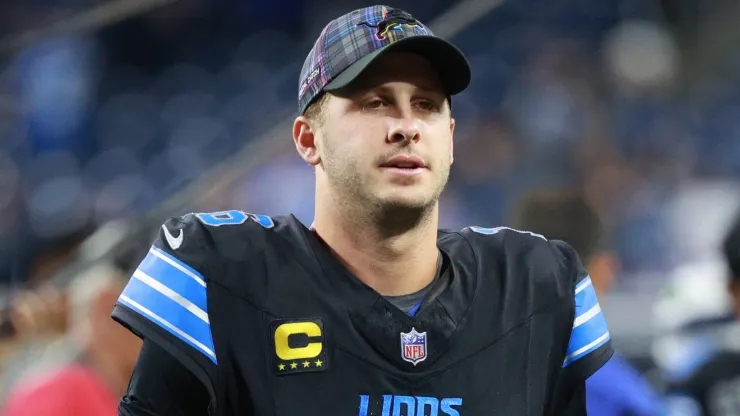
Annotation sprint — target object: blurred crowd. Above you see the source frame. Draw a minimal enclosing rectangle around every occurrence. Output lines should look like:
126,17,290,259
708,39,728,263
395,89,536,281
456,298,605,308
0,0,740,414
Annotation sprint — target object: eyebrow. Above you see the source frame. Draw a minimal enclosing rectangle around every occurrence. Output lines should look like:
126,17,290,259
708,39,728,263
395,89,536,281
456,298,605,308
351,82,445,97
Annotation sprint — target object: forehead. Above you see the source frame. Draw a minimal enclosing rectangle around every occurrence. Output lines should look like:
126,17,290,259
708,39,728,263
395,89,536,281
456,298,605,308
349,52,444,93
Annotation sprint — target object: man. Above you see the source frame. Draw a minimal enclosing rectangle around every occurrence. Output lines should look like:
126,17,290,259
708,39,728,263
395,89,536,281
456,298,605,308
114,5,613,415
664,210,740,415
2,261,143,416
0,227,95,401
512,189,662,416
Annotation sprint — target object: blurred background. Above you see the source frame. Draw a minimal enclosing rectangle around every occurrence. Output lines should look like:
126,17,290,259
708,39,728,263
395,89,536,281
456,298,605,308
0,0,739,414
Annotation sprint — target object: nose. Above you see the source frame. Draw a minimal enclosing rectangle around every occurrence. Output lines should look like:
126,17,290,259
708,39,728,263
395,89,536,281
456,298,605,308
387,116,421,145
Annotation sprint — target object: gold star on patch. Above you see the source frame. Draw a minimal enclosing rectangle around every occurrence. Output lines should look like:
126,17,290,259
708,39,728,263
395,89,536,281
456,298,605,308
303,361,311,368
315,359,323,367
278,363,286,371
290,362,298,369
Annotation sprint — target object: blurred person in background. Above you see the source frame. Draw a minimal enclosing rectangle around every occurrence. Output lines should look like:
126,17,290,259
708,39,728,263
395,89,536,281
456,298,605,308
0,228,93,400
512,188,662,416
1,255,143,416
664,210,740,416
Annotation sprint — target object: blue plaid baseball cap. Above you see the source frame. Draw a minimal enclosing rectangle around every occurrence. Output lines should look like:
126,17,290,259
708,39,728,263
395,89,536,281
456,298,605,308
298,5,471,114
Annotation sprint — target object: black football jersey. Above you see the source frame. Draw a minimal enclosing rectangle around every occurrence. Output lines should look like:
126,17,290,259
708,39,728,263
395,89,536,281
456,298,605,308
665,319,740,416
113,210,613,415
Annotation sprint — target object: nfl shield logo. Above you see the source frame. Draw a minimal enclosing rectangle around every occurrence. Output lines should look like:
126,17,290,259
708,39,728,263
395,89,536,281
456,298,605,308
400,327,427,366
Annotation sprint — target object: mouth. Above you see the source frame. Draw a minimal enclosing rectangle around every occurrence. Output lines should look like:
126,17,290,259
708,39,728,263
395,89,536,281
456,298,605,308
379,155,428,174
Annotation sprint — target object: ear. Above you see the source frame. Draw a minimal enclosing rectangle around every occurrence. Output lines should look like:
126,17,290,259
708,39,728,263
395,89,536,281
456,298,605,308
449,117,456,164
293,116,322,166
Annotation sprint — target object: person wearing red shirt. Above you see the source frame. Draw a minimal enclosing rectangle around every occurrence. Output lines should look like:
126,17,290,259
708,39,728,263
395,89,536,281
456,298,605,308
2,262,143,416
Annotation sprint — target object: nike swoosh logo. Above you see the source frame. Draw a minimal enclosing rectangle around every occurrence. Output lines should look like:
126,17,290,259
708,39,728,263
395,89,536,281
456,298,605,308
161,224,183,250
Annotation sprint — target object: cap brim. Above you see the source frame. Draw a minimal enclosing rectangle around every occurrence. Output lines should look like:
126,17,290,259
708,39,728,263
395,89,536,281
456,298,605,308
323,35,471,97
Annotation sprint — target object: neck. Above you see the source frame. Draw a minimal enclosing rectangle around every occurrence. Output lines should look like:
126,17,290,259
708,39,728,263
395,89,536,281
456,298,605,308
313,192,440,296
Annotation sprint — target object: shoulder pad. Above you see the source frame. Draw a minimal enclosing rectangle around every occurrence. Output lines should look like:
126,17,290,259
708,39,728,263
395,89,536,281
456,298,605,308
114,213,218,366
192,210,274,229
153,212,216,273
460,225,611,371
149,210,277,278
461,225,586,284
142,209,276,280
113,210,277,364
188,210,282,264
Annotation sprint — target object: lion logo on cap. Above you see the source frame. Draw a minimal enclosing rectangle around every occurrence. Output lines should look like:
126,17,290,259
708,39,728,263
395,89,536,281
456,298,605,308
358,8,420,41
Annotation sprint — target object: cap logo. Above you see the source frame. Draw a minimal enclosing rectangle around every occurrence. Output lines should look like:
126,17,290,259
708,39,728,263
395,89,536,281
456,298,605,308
358,8,420,41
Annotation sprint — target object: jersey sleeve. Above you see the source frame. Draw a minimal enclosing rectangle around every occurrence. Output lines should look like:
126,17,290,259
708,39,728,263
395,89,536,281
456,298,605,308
553,240,614,382
550,381,587,416
112,214,218,403
119,339,211,416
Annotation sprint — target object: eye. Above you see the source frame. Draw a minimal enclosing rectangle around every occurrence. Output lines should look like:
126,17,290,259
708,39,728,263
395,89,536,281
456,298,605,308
415,100,440,112
363,98,386,110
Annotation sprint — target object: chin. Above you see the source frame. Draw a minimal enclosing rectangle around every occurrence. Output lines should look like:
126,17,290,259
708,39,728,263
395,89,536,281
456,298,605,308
375,189,438,211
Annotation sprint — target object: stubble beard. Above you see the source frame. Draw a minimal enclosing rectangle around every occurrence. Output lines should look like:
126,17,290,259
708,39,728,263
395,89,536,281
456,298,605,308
322,144,450,237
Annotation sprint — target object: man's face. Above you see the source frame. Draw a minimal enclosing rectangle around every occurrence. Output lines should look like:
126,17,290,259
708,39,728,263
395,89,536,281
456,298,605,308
312,52,455,212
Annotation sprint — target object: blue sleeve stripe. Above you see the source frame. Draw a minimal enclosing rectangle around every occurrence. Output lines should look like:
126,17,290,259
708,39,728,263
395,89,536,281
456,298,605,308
149,246,206,287
570,307,608,350
563,330,610,367
574,303,601,328
563,309,610,367
574,276,592,296
131,270,209,322
137,249,208,312
119,276,217,364
564,276,610,367
574,283,599,322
